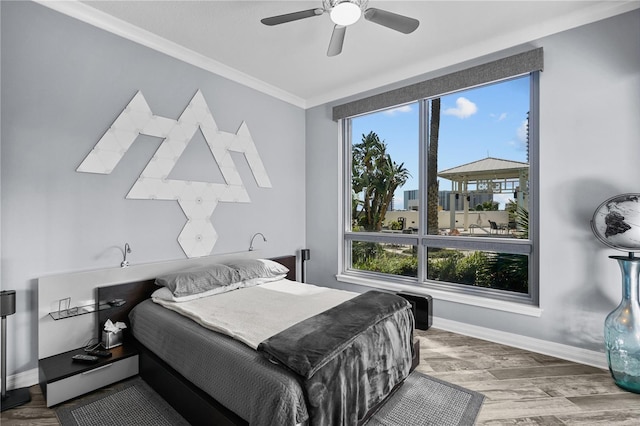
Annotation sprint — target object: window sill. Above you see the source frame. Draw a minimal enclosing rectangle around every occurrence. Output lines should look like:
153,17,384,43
336,273,543,317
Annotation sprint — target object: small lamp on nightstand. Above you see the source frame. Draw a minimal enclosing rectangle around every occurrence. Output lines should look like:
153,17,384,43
1,290,31,411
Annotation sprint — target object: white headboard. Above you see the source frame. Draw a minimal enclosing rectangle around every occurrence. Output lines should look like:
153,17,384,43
38,249,289,359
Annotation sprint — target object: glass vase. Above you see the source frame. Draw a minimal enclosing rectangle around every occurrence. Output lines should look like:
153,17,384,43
604,256,640,393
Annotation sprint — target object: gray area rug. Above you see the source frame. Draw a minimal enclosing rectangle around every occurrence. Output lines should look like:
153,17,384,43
55,376,189,426
56,372,482,426
366,371,485,426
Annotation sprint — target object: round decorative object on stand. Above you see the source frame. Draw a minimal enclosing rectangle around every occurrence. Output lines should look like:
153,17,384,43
591,193,640,394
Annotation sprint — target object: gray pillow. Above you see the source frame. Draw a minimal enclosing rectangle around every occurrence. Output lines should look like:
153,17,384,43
224,258,289,281
155,264,241,297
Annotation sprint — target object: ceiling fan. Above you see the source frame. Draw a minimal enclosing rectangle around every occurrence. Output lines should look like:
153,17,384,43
260,0,419,57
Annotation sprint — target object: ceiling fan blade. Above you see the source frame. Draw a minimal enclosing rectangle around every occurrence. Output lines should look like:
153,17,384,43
364,8,420,34
261,8,324,26
327,25,347,57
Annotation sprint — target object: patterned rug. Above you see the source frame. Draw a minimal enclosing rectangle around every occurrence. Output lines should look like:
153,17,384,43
366,371,485,426
56,372,483,426
55,377,189,426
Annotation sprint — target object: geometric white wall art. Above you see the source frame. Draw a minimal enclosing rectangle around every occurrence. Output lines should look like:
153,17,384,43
77,90,272,258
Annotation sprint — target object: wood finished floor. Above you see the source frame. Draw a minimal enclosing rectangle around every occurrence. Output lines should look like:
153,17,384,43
2,327,639,425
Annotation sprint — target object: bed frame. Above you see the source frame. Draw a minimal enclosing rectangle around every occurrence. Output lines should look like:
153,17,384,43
97,254,418,426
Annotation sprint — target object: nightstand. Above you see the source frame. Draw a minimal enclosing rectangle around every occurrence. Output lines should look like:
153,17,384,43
38,343,138,407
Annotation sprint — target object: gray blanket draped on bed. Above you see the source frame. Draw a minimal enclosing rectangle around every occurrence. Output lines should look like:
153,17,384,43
257,290,415,426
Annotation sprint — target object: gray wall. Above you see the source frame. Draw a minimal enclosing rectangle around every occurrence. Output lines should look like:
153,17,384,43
306,10,640,353
1,1,305,377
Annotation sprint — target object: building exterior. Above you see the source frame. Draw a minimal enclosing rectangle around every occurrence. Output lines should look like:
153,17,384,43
404,189,493,211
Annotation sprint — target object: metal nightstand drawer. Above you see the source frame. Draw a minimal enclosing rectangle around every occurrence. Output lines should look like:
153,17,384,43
45,355,138,407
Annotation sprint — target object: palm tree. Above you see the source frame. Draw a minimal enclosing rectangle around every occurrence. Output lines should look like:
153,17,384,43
427,98,441,235
374,156,410,230
352,131,411,231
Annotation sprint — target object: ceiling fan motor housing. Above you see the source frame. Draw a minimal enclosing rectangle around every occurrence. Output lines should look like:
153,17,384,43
325,0,369,26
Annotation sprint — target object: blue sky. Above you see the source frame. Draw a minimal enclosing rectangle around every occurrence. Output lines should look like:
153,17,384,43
351,75,530,210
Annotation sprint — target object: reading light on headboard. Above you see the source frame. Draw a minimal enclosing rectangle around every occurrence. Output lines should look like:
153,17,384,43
249,233,267,251
121,243,132,268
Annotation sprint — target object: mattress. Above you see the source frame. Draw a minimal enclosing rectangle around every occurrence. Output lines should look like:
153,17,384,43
129,299,308,425
151,279,357,349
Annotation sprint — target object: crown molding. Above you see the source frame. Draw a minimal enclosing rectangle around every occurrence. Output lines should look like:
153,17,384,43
34,0,307,109
34,1,639,111
305,0,640,108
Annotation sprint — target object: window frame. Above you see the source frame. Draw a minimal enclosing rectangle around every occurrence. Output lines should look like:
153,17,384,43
339,72,540,308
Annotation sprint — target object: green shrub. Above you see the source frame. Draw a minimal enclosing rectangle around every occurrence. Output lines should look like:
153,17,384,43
352,243,527,293
455,251,489,285
352,241,417,277
388,221,403,230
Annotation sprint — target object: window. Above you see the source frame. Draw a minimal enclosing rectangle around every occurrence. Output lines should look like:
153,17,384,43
342,73,538,306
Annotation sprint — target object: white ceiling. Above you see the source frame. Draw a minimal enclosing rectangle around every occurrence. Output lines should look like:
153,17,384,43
44,1,639,108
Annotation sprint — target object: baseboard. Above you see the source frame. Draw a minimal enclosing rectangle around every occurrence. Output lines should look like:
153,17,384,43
7,368,39,390
432,317,608,370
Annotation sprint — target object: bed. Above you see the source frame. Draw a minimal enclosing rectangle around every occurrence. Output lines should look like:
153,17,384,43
98,255,417,426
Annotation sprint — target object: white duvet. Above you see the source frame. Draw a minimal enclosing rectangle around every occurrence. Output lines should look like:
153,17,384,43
152,279,357,349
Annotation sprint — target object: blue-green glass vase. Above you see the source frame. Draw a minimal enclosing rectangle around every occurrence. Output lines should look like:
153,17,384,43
604,256,640,393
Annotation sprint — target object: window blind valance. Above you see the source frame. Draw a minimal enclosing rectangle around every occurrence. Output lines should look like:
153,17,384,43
332,47,543,121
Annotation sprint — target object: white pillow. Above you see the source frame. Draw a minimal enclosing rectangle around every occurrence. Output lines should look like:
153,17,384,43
155,263,241,298
241,274,288,288
224,258,289,281
152,281,243,302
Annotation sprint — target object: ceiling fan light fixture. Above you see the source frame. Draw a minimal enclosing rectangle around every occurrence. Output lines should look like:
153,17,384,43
330,2,362,26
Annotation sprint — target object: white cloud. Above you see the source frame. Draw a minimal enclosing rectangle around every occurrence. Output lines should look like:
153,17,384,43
516,119,528,143
383,105,413,115
507,119,529,151
443,97,477,119
490,112,508,121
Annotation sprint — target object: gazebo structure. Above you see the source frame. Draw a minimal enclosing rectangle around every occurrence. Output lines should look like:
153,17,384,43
438,157,529,232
